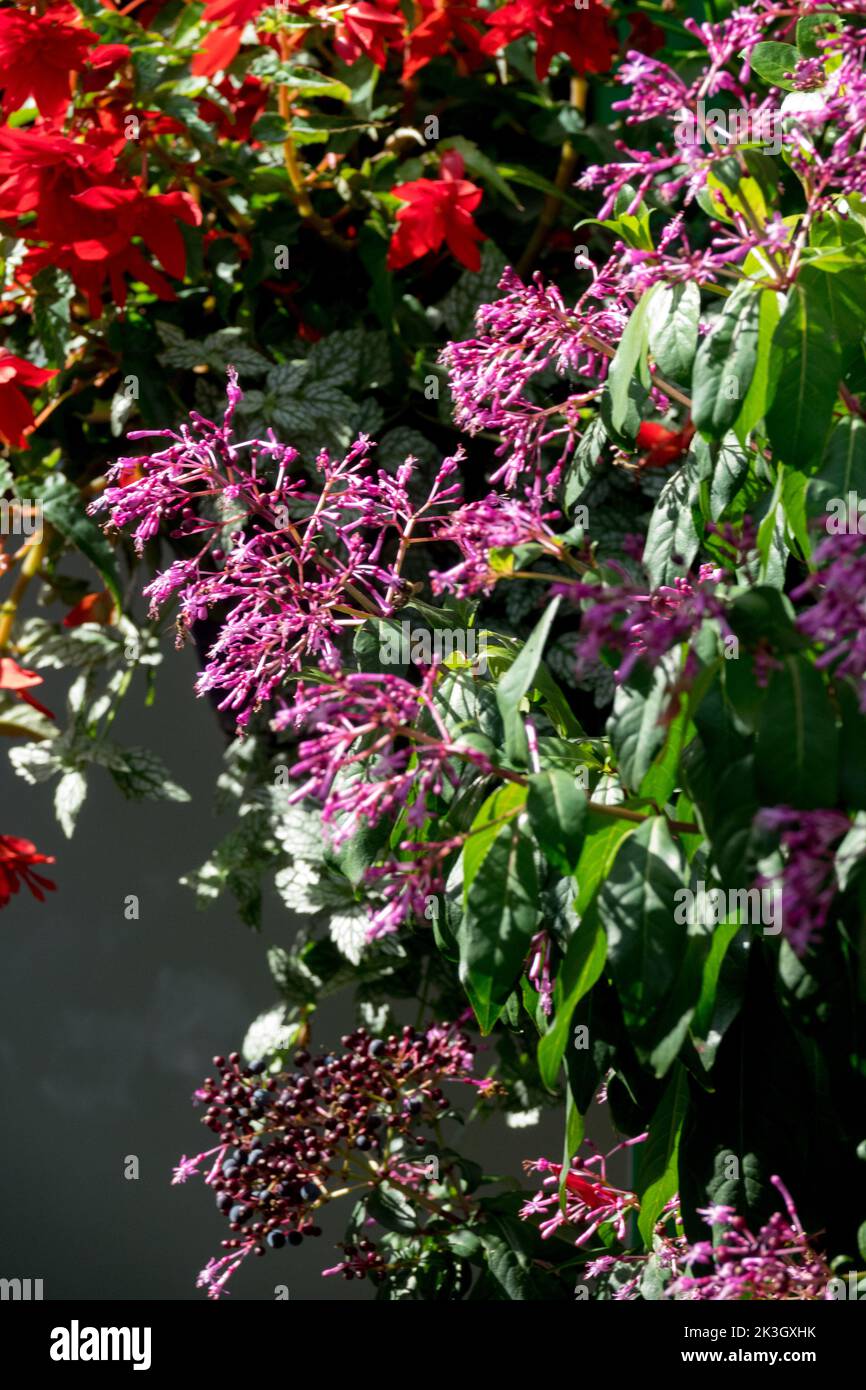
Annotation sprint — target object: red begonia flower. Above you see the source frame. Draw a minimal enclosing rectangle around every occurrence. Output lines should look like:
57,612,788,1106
45,183,205,313
334,1,405,69
0,3,98,122
0,127,118,243
481,0,617,80
0,354,58,451
387,159,484,271
402,0,484,82
191,0,266,76
0,656,55,719
0,836,56,910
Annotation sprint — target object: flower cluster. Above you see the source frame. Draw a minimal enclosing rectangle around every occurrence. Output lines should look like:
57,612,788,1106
668,1179,832,1301
557,561,728,685
794,532,866,706
175,1023,476,1297
522,1144,832,1301
755,806,850,957
521,1138,646,1247
277,667,506,936
580,0,866,275
192,0,617,85
440,267,629,491
430,491,566,598
0,107,201,320
93,374,461,725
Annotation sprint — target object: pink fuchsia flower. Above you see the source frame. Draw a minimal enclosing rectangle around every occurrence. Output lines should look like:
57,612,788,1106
279,667,502,843
277,666,510,938
526,930,554,1016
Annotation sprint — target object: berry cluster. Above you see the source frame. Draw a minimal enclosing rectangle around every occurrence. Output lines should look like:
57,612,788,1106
175,1024,475,1298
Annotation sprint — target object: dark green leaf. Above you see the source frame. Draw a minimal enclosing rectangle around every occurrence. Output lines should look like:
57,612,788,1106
526,769,587,877
636,1063,689,1245
692,286,760,439
755,654,838,808
765,283,841,470
40,474,122,608
459,818,540,1033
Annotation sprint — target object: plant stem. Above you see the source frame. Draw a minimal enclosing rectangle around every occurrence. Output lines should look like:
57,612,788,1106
0,533,47,652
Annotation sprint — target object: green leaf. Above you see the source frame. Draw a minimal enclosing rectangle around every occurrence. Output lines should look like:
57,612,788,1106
248,57,351,101
692,920,747,1069
643,461,701,586
441,137,522,208
727,585,801,652
495,163,585,213
610,662,675,793
801,265,866,376
735,289,782,444
647,281,700,386
525,769,587,877
692,286,760,439
704,159,768,227
574,812,639,913
598,817,689,1036
755,654,839,808
640,696,693,807
495,596,561,763
459,818,540,1033
636,1063,689,1246
365,1183,417,1234
55,768,87,838
40,474,123,608
765,283,841,471
108,745,190,803
537,909,606,1090
604,286,657,437
462,782,527,897
747,41,800,91
807,417,866,524
560,1087,585,1206
796,9,842,59
480,1212,566,1300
